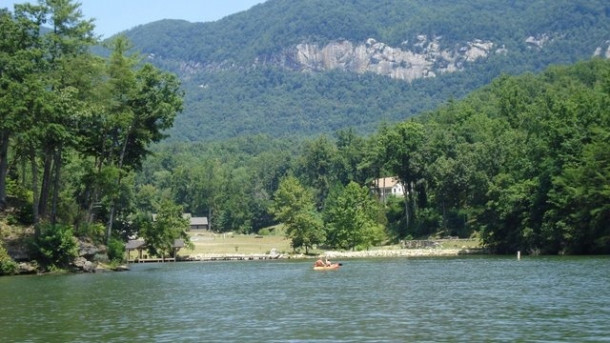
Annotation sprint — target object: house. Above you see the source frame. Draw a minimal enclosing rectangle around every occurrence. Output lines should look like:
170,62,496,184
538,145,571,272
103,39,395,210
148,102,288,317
152,213,209,230
371,176,405,201
188,216,209,230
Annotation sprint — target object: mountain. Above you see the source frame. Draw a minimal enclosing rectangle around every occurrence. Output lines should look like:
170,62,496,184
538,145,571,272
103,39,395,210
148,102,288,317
118,0,610,142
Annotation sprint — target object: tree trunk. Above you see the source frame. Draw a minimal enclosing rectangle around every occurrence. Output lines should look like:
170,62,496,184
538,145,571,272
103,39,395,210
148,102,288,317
0,132,9,211
404,182,411,229
50,144,63,225
106,125,132,244
38,148,53,220
30,148,40,236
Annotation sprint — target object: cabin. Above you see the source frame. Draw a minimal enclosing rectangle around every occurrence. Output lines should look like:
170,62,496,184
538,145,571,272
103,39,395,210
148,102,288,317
152,213,209,231
371,176,405,201
126,238,185,262
184,214,209,230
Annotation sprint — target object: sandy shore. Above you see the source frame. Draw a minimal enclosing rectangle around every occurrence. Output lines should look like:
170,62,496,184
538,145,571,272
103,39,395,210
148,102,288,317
321,248,483,258
183,247,485,261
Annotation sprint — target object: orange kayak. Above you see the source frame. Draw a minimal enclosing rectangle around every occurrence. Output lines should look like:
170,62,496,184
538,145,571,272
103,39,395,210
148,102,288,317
313,263,341,271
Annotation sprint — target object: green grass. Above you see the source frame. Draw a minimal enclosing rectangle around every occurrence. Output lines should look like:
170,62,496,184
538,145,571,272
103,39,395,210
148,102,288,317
186,231,293,255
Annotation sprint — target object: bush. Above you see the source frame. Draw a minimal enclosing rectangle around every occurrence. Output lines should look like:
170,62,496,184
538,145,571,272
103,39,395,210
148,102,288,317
32,224,78,269
0,242,19,275
107,237,125,263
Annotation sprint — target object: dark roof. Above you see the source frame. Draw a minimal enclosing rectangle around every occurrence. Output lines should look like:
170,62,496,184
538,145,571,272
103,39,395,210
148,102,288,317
126,239,146,250
190,217,208,226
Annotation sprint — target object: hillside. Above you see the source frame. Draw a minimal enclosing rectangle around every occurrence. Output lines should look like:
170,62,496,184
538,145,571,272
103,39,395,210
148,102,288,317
118,0,610,141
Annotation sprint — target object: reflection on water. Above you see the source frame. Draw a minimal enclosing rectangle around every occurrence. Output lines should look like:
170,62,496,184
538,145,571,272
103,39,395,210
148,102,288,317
1,256,609,342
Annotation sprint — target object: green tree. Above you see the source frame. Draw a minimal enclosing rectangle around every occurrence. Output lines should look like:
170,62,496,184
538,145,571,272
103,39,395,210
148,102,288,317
139,200,190,258
33,0,97,225
269,175,324,254
324,181,385,250
295,135,338,208
382,121,426,230
77,35,183,243
0,6,45,211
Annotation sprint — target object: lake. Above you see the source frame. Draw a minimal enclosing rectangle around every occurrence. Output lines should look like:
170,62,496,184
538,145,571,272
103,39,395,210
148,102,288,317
1,256,609,342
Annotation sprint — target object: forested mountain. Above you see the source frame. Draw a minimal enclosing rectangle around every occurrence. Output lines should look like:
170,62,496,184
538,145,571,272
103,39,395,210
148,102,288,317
117,0,610,141
2,1,610,276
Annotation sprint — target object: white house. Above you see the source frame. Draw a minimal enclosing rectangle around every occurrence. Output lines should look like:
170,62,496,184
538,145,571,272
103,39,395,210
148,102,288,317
371,176,405,201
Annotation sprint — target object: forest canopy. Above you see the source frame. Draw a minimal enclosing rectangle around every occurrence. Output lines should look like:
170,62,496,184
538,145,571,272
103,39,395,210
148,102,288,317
137,59,610,255
1,1,609,276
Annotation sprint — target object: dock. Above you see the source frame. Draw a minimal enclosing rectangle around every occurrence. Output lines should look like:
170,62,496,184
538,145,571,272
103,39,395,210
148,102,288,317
185,254,282,262
128,257,176,263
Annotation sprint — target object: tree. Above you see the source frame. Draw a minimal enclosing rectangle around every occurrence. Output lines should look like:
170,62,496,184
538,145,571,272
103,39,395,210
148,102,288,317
269,176,324,254
295,135,338,208
324,181,385,250
34,0,97,224
0,6,45,211
78,35,183,243
382,121,426,230
139,200,190,258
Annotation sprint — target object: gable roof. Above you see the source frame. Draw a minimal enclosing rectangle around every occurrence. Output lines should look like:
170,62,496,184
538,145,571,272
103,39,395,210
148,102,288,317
190,217,208,226
152,213,208,226
372,176,401,189
126,239,146,250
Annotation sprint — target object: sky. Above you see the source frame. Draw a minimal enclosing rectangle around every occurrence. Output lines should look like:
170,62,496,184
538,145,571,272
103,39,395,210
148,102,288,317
2,0,267,38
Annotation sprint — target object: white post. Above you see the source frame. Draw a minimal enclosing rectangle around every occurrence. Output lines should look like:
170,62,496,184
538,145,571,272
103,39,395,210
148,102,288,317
517,251,521,260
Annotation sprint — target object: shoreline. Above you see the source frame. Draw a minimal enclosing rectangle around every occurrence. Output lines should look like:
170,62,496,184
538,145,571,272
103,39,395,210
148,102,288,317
178,247,486,262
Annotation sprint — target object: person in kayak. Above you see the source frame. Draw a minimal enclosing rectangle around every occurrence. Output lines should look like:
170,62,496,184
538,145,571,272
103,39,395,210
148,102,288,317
314,257,332,267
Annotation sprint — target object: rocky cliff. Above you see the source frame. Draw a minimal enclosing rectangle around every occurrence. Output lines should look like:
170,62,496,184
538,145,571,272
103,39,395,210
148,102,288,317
288,35,610,82
175,34,610,83
292,36,496,81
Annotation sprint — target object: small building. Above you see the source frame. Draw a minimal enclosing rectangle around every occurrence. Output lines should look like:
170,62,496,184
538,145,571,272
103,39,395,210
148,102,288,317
187,216,209,230
371,176,405,201
126,239,185,262
153,213,209,231
126,239,146,261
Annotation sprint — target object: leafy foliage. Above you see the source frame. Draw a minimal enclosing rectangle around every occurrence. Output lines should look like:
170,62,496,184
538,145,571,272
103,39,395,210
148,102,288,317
31,224,78,269
323,182,386,250
107,237,125,263
269,176,324,253
139,200,190,258
0,241,18,275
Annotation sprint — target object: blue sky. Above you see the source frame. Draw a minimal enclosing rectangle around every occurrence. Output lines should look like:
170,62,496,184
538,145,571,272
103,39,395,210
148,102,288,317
2,0,267,38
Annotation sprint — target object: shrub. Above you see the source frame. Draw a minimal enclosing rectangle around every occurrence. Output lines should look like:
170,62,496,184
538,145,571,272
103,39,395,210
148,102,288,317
107,237,125,263
0,242,18,275
32,224,78,269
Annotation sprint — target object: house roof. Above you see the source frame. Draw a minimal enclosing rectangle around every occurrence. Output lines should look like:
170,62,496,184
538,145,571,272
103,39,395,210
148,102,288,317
126,239,145,250
372,176,401,189
152,213,208,226
190,217,208,226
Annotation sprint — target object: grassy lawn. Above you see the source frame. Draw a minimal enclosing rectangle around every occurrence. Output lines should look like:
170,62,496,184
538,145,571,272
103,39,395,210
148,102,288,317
180,231,482,257
184,230,294,256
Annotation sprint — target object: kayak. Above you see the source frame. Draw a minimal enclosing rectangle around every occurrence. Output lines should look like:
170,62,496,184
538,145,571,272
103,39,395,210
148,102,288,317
313,263,341,271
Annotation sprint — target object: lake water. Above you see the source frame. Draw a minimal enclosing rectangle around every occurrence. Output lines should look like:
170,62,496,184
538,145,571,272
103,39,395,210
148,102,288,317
1,256,609,342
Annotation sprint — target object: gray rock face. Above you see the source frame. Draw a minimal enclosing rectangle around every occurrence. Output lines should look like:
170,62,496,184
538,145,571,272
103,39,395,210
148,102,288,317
293,36,496,81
